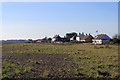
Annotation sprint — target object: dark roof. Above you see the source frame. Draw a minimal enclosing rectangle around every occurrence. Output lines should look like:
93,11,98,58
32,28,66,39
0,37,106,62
42,37,47,40
66,32,77,36
53,35,61,38
66,32,77,34
80,34,93,40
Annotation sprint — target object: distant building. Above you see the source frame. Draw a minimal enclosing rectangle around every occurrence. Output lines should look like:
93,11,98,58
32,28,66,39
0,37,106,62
42,37,48,42
52,35,62,42
70,36,76,41
36,39,43,43
61,37,70,42
65,32,77,41
36,37,48,43
76,33,84,41
92,34,111,44
66,32,77,39
76,33,93,43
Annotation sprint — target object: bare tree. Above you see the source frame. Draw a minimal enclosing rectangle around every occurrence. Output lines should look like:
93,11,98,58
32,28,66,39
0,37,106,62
112,34,118,39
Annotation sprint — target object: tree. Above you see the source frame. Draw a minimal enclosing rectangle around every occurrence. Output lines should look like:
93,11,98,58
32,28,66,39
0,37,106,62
48,38,52,43
112,34,118,39
112,34,120,44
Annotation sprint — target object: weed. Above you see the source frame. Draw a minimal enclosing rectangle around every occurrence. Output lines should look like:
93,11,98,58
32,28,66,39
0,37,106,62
43,70,49,77
15,69,20,74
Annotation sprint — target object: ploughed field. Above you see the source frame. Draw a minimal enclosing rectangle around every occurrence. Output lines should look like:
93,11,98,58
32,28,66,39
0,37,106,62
2,42,119,79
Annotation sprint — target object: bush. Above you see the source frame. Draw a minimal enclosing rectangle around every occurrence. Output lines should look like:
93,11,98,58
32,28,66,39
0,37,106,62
105,38,119,44
105,40,110,44
112,38,118,44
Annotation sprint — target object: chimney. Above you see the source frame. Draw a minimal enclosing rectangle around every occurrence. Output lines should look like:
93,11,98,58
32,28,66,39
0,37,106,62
82,32,84,35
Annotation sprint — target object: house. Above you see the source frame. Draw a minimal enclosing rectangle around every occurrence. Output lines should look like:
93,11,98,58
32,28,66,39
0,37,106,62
36,37,48,43
52,35,62,42
61,37,70,42
84,34,94,42
76,33,93,43
42,37,48,42
36,39,42,43
92,34,111,44
65,32,77,40
76,33,84,41
70,36,76,41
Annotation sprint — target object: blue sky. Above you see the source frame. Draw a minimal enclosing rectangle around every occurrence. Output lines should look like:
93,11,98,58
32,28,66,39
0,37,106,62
2,2,118,40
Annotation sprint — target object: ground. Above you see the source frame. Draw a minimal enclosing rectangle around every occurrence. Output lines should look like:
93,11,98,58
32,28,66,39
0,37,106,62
2,42,119,79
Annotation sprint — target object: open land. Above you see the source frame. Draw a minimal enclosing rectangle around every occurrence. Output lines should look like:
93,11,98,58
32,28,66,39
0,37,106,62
2,42,119,79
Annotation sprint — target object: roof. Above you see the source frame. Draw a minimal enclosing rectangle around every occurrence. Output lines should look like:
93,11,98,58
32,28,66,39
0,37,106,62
96,34,105,39
93,34,111,40
71,36,76,39
66,32,77,34
81,35,90,40
53,35,61,38
66,32,77,36
76,35,81,37
42,37,47,40
77,34,93,40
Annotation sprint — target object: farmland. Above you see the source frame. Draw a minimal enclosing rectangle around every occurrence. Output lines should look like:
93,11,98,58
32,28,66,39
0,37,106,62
2,42,119,79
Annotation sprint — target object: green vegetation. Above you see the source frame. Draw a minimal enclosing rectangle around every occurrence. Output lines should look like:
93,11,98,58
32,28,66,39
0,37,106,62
2,59,33,78
2,42,119,78
105,38,120,44
43,70,49,77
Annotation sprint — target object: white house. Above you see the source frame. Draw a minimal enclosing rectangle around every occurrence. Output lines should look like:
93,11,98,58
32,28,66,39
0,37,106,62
92,39,102,44
92,34,111,44
76,33,93,42
52,35,62,42
76,35,81,41
76,33,83,41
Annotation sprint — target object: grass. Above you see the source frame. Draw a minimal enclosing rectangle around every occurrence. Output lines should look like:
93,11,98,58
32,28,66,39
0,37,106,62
2,42,119,78
43,70,49,77
2,59,33,78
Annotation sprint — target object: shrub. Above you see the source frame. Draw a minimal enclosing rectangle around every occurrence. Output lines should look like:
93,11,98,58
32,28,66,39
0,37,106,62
107,38,119,44
105,40,110,44
112,38,118,44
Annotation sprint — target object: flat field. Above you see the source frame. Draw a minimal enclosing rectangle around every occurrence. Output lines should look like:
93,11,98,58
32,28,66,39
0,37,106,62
2,42,119,79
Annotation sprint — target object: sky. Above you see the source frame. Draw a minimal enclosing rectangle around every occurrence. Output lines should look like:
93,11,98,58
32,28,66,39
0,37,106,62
2,2,118,40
